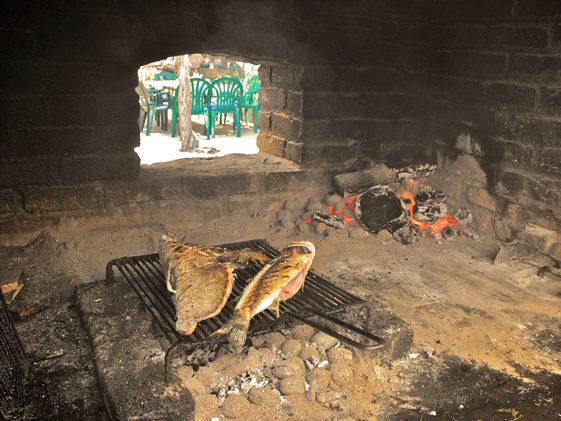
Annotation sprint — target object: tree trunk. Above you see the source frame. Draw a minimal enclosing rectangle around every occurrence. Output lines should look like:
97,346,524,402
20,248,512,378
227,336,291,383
177,55,198,152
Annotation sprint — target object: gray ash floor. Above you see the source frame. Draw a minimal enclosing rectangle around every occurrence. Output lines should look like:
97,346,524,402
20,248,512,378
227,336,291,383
2,231,561,419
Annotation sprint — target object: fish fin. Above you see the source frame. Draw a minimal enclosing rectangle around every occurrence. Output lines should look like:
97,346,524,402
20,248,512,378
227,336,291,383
166,267,176,294
268,298,280,319
211,317,250,353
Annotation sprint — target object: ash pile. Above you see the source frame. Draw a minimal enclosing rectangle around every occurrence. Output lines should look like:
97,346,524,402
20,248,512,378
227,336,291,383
172,325,363,419
278,163,477,244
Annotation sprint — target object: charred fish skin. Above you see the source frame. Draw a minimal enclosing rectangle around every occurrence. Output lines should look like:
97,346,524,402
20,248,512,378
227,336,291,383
158,235,271,335
212,241,316,353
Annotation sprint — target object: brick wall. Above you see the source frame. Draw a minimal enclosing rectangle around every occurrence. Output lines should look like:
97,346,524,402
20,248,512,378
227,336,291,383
424,0,561,257
1,0,560,258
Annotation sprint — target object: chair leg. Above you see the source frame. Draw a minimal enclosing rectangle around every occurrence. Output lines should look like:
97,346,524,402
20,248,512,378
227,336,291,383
252,107,258,133
171,109,177,137
234,110,241,137
146,109,153,136
139,112,147,130
207,111,216,139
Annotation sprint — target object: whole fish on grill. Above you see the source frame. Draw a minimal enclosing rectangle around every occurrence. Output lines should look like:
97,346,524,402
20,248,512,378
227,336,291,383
159,235,269,335
211,240,316,352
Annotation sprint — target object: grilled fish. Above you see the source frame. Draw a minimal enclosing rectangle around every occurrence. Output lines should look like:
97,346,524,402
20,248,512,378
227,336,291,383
211,240,316,352
159,235,269,335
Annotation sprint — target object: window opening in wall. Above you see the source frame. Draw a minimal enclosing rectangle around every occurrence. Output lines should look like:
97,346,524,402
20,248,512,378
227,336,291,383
135,54,261,165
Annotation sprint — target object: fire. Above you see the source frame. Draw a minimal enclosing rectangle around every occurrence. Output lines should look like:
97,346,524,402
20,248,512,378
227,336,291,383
400,190,459,235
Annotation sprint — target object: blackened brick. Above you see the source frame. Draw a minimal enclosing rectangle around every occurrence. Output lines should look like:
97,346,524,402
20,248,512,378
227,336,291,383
500,140,535,167
454,52,507,77
539,88,561,115
429,76,481,102
302,119,332,139
286,92,303,115
0,98,51,129
500,171,526,194
303,141,359,162
511,54,561,81
303,93,336,120
0,190,19,215
482,82,537,107
0,29,34,58
24,185,105,213
301,66,338,92
537,147,561,174
0,157,60,187
59,152,139,184
491,26,549,48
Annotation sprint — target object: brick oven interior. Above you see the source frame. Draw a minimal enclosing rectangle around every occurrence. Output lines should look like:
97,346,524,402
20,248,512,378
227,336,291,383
1,1,561,419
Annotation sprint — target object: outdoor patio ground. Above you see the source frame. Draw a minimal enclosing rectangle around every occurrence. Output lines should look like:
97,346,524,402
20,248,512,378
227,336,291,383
135,118,259,165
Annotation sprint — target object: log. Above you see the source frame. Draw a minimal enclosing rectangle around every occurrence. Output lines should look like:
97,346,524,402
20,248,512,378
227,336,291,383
334,164,396,193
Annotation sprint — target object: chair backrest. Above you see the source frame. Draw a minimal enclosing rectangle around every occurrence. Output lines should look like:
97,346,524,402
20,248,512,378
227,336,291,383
241,79,261,106
153,71,177,81
210,77,243,112
190,78,212,114
135,82,151,111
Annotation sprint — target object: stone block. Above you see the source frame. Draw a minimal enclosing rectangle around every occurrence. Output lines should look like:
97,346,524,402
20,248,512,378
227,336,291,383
258,65,272,86
257,111,272,133
303,141,359,162
271,113,302,140
265,171,309,193
59,152,140,184
4,127,93,154
24,185,105,213
256,134,285,157
260,88,286,111
284,141,303,163
286,91,303,115
186,173,259,197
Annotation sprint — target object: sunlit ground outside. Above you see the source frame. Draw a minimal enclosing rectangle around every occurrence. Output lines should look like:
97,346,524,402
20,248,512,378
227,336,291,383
135,116,258,165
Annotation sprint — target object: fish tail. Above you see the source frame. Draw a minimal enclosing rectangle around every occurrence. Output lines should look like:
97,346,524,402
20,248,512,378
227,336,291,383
211,317,250,353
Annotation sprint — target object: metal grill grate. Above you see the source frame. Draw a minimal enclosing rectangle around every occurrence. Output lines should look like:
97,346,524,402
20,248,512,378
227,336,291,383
0,293,27,417
106,239,365,349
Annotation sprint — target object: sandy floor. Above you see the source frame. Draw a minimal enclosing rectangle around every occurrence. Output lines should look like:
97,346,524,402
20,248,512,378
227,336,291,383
135,117,259,165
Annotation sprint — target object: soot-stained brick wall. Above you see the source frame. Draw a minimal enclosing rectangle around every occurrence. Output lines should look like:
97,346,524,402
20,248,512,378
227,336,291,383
424,0,561,258
1,0,561,259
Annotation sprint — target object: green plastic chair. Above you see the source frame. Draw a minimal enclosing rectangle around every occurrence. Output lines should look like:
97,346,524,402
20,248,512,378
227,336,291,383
135,82,169,135
153,71,177,80
170,78,212,139
241,79,261,133
209,77,243,137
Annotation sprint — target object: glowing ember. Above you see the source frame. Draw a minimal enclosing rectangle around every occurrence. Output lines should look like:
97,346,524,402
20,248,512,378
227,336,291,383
400,190,459,235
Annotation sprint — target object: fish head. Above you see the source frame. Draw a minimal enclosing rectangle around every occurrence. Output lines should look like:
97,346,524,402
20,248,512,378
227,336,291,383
281,240,316,258
176,320,197,336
